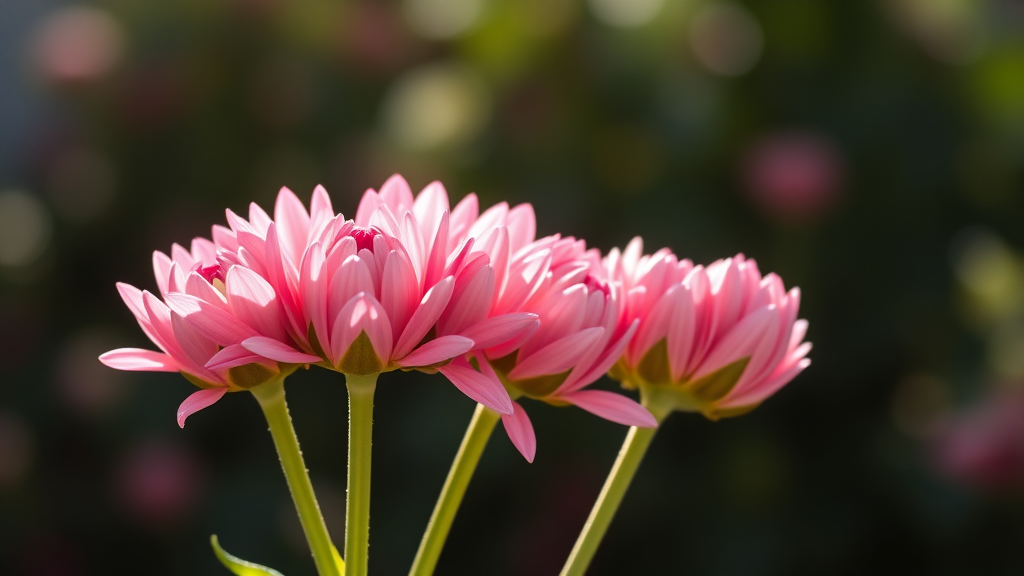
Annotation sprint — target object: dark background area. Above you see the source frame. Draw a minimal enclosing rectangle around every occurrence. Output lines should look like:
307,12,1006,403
3,0,1024,574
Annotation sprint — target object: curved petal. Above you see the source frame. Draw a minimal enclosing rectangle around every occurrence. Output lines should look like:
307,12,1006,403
241,336,321,365
507,327,604,381
177,387,228,428
398,335,474,367
393,277,455,359
165,293,259,347
558,389,658,428
460,313,538,351
206,343,264,371
275,186,312,267
501,401,537,463
99,348,178,372
225,266,287,341
438,358,514,415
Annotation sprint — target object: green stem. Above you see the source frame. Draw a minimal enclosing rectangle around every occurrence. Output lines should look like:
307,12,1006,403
409,403,502,576
559,388,675,576
344,373,378,576
251,378,341,576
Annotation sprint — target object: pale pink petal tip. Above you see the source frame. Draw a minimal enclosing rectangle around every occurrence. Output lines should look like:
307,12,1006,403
559,390,658,428
99,348,178,372
205,344,263,371
398,335,474,367
241,337,322,365
501,401,537,463
177,388,228,428
438,358,514,415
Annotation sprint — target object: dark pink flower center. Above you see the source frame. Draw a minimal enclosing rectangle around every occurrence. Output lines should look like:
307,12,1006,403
348,226,382,253
195,263,224,284
583,273,611,296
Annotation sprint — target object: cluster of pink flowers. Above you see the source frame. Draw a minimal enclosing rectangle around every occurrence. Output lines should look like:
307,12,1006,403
101,176,810,460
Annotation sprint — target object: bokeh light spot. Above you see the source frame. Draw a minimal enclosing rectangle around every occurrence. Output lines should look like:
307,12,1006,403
381,63,491,152
588,0,664,28
690,2,763,77
31,7,123,83
0,190,53,267
403,0,485,40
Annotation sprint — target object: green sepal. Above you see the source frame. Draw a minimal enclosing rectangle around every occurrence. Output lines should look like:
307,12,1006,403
340,331,385,375
636,339,672,385
516,370,571,398
182,371,219,390
307,323,328,360
228,362,279,390
688,357,749,403
210,535,285,576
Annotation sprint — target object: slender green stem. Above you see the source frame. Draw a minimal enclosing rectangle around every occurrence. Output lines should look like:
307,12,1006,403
559,389,676,576
409,403,502,576
344,373,378,576
251,378,341,576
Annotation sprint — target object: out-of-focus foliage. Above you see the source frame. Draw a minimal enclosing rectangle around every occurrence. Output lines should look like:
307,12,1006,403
2,0,1024,574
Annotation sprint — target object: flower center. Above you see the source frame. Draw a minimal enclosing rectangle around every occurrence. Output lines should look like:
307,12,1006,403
583,273,611,297
348,226,382,253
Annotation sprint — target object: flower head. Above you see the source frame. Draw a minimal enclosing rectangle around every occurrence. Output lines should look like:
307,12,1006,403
467,233,656,461
607,238,811,419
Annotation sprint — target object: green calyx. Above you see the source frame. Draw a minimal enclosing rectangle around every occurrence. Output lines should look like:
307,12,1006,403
339,331,384,375
615,339,759,420
485,352,569,400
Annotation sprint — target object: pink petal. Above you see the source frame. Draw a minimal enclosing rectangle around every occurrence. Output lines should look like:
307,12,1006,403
692,306,776,382
423,211,450,289
448,193,479,248
380,250,418,338
485,318,539,359
379,174,414,214
720,358,810,409
393,277,455,359
354,189,383,227
206,343,264,370
438,357,514,414
460,313,539,351
225,266,288,341
170,312,221,376
468,201,509,240
177,387,228,428
505,203,536,254
274,186,311,267
241,337,321,364
507,327,605,381
248,202,273,234
413,181,449,245
310,184,334,228
153,251,172,295
558,390,658,428
99,348,178,372
164,293,259,346
398,335,474,367
438,265,494,335
330,293,393,365
501,401,537,463
563,319,639,393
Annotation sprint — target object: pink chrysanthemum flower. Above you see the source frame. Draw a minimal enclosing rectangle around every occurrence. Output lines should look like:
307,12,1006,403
606,238,812,420
102,179,540,425
99,244,320,427
465,233,656,461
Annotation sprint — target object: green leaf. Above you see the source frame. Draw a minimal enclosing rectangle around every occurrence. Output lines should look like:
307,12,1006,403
210,535,285,576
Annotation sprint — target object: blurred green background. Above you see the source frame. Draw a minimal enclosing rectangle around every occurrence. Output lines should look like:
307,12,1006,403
3,0,1024,574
